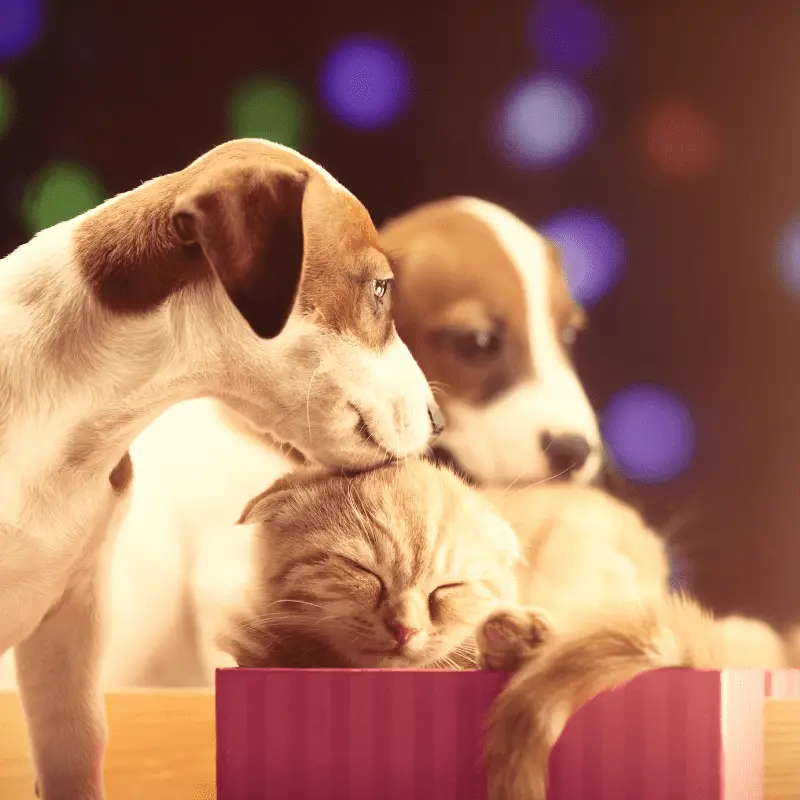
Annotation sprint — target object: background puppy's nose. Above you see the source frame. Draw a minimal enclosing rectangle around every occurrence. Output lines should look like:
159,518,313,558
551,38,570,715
428,402,446,437
541,432,592,474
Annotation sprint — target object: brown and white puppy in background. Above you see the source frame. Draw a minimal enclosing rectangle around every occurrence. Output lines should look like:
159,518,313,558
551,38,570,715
382,197,602,486
477,593,792,800
0,138,439,799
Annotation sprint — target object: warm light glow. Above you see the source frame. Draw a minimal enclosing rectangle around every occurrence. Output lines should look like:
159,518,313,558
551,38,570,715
642,100,720,178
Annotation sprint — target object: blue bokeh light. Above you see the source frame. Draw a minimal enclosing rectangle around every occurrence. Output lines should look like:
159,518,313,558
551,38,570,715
776,218,800,296
0,0,45,62
601,385,696,484
540,210,625,307
529,0,611,73
493,74,595,170
319,36,413,130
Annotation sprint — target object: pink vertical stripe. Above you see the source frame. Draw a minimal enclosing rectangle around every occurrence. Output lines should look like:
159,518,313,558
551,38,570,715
216,667,767,799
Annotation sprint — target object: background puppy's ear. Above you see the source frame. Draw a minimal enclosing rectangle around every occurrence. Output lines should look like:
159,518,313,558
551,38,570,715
171,162,308,339
237,464,334,524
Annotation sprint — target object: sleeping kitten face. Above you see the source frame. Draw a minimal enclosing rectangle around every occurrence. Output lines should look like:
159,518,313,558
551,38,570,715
222,459,520,669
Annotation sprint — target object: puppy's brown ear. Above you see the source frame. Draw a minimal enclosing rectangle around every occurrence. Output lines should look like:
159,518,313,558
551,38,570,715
237,464,333,524
172,162,308,340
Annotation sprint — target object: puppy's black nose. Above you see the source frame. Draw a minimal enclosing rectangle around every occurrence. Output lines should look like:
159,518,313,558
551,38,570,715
428,403,446,438
541,432,591,475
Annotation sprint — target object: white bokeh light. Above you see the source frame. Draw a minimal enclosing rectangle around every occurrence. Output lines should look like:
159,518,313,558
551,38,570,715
493,74,595,170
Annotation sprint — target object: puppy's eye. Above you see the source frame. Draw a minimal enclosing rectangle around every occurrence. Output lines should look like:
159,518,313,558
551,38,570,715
373,279,391,301
445,329,502,363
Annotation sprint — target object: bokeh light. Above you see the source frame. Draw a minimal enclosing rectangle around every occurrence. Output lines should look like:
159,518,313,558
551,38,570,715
229,77,309,151
0,74,14,140
601,384,696,484
529,0,611,73
320,36,413,130
539,210,625,307
0,0,45,62
22,162,106,234
493,74,595,170
642,100,720,179
776,218,800,296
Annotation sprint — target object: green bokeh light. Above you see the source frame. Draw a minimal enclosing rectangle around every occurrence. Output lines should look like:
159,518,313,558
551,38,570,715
22,162,106,234
229,77,309,150
0,75,15,140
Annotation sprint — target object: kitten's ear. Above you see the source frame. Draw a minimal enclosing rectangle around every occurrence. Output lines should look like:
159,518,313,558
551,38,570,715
236,465,335,524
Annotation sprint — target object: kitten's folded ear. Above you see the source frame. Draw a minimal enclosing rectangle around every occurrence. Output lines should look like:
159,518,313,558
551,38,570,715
237,465,335,524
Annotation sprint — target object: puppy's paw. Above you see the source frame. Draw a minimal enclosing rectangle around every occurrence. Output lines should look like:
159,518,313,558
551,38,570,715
476,607,550,671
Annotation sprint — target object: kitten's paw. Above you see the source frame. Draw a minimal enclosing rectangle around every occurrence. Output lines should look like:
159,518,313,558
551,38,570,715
476,607,550,671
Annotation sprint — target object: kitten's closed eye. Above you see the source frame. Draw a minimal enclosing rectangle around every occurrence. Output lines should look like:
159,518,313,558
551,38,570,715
336,556,386,608
428,582,468,619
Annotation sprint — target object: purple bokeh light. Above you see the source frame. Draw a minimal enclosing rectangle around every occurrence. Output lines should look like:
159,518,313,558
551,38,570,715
601,384,696,484
777,218,800,296
493,74,595,170
529,0,611,73
0,0,45,62
539,210,625,307
320,36,413,130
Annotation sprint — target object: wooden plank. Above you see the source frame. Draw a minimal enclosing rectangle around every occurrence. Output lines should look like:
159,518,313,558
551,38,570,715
0,690,216,800
765,699,800,800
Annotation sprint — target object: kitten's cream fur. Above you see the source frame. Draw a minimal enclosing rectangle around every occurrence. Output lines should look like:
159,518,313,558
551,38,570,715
484,484,669,628
476,593,792,800
200,460,521,671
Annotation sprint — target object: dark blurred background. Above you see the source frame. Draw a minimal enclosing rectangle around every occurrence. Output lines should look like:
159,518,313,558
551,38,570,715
2,0,800,626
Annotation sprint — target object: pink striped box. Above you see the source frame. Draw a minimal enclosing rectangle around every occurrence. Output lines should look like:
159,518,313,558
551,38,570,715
215,668,784,800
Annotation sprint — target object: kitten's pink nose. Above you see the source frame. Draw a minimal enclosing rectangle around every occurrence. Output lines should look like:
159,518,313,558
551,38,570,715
387,621,419,647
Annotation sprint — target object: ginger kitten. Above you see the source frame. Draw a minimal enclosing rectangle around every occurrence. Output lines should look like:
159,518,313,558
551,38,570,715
476,593,791,800
198,459,521,671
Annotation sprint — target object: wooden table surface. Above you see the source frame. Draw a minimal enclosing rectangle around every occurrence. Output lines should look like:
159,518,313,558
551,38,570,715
0,692,797,799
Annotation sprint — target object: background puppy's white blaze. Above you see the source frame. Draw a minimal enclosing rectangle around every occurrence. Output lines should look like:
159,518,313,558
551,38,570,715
442,198,601,485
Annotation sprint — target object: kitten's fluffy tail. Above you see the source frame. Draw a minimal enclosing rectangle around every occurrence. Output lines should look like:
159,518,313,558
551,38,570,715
481,594,789,800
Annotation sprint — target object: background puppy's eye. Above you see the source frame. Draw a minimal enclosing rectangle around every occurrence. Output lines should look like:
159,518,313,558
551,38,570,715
443,328,503,363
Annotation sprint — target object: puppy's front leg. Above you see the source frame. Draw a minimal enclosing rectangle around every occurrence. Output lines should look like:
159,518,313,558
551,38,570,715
14,557,110,800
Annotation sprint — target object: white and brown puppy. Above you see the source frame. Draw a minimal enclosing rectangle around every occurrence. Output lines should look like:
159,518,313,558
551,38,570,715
0,195,602,694
0,139,439,799
383,197,602,486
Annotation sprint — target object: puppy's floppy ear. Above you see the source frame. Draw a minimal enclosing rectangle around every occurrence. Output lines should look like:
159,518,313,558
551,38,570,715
171,161,309,340
237,464,334,524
